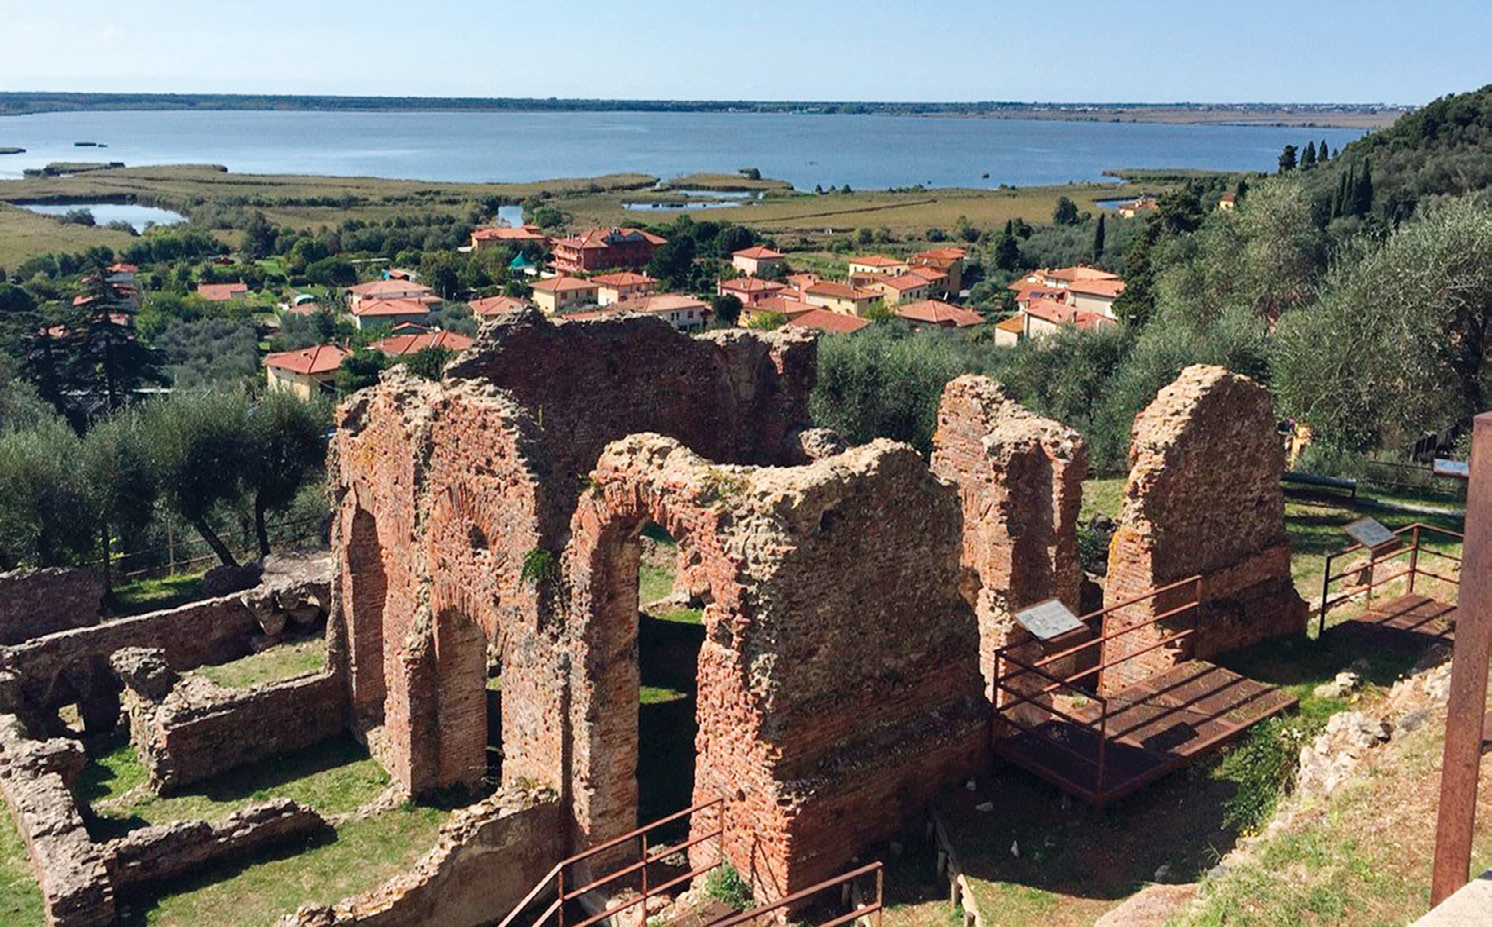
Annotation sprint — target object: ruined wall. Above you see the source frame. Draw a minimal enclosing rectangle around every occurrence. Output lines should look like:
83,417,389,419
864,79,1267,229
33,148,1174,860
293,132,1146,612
0,568,102,646
113,649,345,794
329,314,818,799
564,436,987,897
276,788,562,927
106,799,328,893
931,376,1089,703
1102,365,1308,693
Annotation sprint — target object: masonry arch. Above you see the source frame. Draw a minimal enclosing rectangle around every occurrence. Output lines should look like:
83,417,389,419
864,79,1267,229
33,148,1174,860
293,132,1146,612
345,505,388,730
433,605,493,790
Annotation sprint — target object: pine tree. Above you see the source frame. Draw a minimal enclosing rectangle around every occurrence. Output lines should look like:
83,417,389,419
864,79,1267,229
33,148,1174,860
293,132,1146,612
1092,213,1106,261
1302,140,1317,169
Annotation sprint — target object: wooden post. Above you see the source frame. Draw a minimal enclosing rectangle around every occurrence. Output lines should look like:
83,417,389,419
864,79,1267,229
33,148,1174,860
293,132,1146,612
1431,412,1492,905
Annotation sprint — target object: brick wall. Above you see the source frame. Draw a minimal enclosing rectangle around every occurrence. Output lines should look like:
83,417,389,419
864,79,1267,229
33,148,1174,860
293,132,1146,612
1102,365,1308,693
0,568,102,646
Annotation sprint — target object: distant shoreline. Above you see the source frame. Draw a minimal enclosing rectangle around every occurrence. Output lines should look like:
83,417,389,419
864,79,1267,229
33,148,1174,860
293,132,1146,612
0,93,1407,129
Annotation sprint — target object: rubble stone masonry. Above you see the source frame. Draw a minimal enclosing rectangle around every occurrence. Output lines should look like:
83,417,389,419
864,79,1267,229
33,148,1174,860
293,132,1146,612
1102,365,1307,693
0,568,102,646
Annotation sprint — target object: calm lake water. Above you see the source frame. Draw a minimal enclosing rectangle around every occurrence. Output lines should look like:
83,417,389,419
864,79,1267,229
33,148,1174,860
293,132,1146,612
0,110,1368,190
22,202,186,231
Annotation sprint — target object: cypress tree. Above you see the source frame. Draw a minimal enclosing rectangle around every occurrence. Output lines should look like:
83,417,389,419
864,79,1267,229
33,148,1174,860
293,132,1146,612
1354,161,1374,216
1278,145,1298,173
1235,177,1249,200
1092,213,1106,261
1302,140,1317,169
1319,138,1331,163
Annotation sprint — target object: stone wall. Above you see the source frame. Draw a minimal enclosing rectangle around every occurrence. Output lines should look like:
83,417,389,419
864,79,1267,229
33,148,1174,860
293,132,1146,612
113,648,346,794
276,788,562,927
0,568,102,646
1102,365,1308,693
931,376,1089,705
106,799,329,893
0,710,113,927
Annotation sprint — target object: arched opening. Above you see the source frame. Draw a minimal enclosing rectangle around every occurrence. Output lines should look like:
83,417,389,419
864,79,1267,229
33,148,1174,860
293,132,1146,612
346,507,387,729
433,607,493,791
636,524,704,827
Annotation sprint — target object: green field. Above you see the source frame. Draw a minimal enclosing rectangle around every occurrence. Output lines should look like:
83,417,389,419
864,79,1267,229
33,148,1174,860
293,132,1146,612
0,202,139,268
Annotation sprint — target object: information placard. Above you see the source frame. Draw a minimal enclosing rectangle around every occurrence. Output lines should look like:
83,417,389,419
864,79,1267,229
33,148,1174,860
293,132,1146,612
1433,458,1470,480
1014,598,1086,642
1344,516,1398,551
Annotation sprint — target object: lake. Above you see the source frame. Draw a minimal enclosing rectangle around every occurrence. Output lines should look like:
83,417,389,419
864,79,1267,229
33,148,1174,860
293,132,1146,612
21,202,186,231
0,110,1368,191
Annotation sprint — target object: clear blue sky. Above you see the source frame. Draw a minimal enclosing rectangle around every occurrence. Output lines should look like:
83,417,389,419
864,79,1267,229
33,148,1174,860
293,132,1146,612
0,0,1487,104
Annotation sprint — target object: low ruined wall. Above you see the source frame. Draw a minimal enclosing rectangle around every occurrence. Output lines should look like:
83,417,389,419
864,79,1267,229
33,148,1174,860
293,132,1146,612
116,655,346,794
0,568,102,647
0,711,114,927
277,788,562,927
106,799,329,893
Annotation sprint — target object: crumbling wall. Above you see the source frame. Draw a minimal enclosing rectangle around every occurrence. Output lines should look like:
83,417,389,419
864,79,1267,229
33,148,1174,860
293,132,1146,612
0,709,113,927
564,436,987,897
0,568,102,646
1102,365,1307,693
275,788,562,927
931,376,1089,702
105,799,329,893
112,648,345,794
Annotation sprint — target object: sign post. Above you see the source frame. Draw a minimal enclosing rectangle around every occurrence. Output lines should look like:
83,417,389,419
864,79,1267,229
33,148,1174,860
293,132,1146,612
1431,413,1492,905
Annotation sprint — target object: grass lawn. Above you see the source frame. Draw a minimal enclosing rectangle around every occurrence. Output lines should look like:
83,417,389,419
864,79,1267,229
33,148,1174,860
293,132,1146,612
111,571,206,617
0,202,137,268
0,800,44,927
81,735,391,838
126,803,447,927
194,639,327,689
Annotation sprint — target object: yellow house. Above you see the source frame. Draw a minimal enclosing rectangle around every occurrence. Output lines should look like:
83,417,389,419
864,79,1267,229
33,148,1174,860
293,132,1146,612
869,273,933,306
263,344,351,398
846,255,909,277
803,281,882,317
591,272,657,307
731,246,788,277
531,276,600,315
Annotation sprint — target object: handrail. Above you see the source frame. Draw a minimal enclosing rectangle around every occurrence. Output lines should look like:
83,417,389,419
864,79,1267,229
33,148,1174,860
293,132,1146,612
496,795,726,927
1317,521,1464,635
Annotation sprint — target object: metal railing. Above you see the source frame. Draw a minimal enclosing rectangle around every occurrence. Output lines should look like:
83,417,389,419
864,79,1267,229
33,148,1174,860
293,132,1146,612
992,575,1203,803
709,862,883,927
498,796,725,927
1317,521,1465,636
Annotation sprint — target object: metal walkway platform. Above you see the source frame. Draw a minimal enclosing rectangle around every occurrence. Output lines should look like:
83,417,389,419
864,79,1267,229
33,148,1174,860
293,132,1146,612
995,658,1296,806
1335,593,1457,650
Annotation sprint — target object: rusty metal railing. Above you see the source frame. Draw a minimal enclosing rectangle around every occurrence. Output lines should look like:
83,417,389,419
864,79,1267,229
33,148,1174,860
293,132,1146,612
709,862,884,927
992,575,1203,803
498,796,725,927
1317,522,1464,636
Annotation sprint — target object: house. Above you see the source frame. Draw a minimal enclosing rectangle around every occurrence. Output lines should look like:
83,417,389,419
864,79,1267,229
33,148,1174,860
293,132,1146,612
803,281,882,317
550,227,667,275
717,276,786,306
105,263,137,287
1066,278,1126,317
785,307,871,334
732,245,787,277
846,255,909,277
894,299,983,329
349,298,433,330
993,314,1026,347
1218,192,1238,211
470,295,534,318
740,296,815,327
607,293,712,332
1116,196,1158,219
592,272,657,307
906,264,951,296
282,300,325,317
1011,266,1125,319
384,268,419,281
910,246,967,293
470,225,549,250
867,272,934,306
1022,297,1116,339
263,344,351,398
783,272,822,297
347,279,439,312
531,276,600,315
196,282,249,302
370,329,476,357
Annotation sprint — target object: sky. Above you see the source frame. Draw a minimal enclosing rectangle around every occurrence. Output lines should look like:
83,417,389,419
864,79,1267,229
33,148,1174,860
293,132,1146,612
0,0,1487,104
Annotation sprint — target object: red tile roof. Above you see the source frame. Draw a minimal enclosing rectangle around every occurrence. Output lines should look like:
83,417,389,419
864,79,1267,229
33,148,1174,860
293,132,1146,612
371,330,476,357
196,282,248,301
556,227,668,250
879,273,933,292
609,293,711,316
733,245,785,260
470,295,533,317
895,300,983,328
752,296,816,317
786,308,872,334
1066,278,1127,299
912,247,967,261
1025,298,1117,331
263,344,351,376
107,263,138,274
720,277,786,294
848,255,905,268
472,225,548,242
1039,265,1122,284
531,276,599,293
351,298,433,318
907,266,949,283
805,281,877,301
590,272,656,288
348,279,435,298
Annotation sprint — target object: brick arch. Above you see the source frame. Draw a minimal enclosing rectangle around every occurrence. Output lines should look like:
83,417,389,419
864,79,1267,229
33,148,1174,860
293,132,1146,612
343,503,388,729
431,605,491,790
562,466,742,852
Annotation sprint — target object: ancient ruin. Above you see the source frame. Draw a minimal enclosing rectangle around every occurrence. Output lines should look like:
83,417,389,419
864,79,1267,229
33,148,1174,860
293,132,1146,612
0,318,1324,927
1101,365,1308,693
